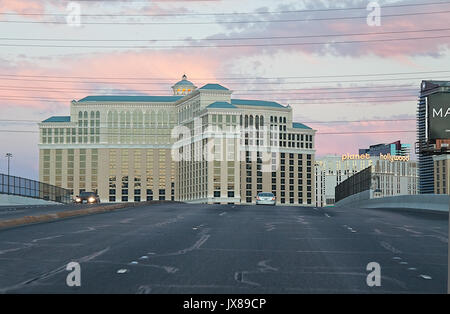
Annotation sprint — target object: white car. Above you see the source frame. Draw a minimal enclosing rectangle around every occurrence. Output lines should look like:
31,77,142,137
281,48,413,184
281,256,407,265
256,192,276,205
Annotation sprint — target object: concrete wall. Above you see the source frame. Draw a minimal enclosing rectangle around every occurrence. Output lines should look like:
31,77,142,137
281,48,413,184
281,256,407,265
336,190,449,212
0,194,60,206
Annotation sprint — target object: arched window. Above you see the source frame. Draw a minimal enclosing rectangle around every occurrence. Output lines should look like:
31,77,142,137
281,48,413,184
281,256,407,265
84,111,88,119
249,115,254,126
113,111,118,127
260,116,264,127
255,115,259,129
107,111,113,128
245,115,248,128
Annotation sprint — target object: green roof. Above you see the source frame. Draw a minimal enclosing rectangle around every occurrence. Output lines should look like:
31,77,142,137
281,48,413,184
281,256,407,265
173,79,195,87
77,95,183,103
293,122,312,130
199,84,229,91
42,116,71,123
206,102,237,109
231,99,285,108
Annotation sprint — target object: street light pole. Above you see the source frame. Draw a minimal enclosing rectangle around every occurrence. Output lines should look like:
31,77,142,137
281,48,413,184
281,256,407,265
5,153,12,195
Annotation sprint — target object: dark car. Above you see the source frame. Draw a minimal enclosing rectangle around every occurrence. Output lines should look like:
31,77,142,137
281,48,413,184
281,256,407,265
74,192,100,204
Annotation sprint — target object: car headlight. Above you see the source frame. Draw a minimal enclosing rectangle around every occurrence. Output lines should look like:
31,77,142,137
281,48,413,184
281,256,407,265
88,197,95,203
75,197,81,202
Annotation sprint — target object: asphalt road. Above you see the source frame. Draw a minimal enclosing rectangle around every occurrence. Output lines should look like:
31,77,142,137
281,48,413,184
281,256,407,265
0,203,447,293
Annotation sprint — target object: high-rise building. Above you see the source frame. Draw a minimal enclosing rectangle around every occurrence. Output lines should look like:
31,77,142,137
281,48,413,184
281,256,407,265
358,140,411,157
38,75,316,205
417,81,450,194
433,154,450,194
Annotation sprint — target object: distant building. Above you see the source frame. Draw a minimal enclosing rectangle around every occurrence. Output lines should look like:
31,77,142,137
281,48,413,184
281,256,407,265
316,154,418,206
335,158,418,203
359,140,411,157
315,155,374,207
417,80,450,194
433,154,450,194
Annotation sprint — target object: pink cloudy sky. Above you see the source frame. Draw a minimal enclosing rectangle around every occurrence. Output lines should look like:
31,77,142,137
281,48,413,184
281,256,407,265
1,0,450,179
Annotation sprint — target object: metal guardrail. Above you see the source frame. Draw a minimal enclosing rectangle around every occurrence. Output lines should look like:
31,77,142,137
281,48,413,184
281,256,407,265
0,173,71,204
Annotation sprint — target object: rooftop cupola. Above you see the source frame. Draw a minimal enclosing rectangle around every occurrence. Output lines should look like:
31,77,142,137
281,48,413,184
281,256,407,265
171,74,196,95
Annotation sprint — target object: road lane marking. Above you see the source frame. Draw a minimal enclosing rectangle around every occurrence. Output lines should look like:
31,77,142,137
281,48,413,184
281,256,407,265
419,275,432,280
31,235,64,243
380,241,402,254
117,269,129,274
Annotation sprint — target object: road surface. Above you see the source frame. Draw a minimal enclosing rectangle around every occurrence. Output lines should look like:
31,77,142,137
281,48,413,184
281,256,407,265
0,203,447,293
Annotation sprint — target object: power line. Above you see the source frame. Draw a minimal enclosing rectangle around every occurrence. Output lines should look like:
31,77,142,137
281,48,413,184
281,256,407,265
316,130,416,135
0,118,416,124
0,93,416,102
0,70,448,81
2,27,450,42
0,97,417,105
2,1,449,17
0,85,418,95
0,75,446,86
1,10,449,25
1,34,450,49
0,129,417,136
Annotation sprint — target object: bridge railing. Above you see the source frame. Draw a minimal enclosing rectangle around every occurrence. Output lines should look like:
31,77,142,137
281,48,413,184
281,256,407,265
0,173,71,204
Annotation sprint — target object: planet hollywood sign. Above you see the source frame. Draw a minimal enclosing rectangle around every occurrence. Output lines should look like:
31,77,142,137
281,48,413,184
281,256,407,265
341,153,410,162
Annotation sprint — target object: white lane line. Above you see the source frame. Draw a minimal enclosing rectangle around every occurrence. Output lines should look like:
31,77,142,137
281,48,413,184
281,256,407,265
31,235,64,243
129,261,138,265
408,267,417,271
419,274,432,280
324,213,331,218
219,212,226,216
139,256,148,260
117,269,129,274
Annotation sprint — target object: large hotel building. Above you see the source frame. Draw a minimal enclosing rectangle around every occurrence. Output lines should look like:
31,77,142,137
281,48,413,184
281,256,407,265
38,75,316,205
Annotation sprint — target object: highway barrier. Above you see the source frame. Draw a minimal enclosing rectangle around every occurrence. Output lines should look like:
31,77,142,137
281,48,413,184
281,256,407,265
0,201,182,230
336,191,449,212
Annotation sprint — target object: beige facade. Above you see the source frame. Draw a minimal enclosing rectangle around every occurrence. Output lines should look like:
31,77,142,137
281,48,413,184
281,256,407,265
433,154,450,194
38,76,316,205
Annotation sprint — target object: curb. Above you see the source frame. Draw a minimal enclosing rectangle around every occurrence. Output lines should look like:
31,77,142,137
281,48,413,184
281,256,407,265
0,203,141,230
0,201,186,230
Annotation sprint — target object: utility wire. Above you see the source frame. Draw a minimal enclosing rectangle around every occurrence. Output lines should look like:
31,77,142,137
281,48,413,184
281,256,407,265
0,69,448,81
2,1,450,17
1,10,449,25
1,34,450,49
0,75,446,86
0,129,417,136
1,27,449,42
